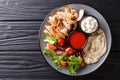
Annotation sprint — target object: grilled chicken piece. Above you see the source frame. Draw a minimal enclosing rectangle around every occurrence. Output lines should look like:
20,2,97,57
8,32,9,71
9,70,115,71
71,9,79,19
72,22,77,30
44,5,78,39
64,5,71,13
62,20,71,31
45,25,52,35
60,28,68,36
57,32,66,38
44,30,51,36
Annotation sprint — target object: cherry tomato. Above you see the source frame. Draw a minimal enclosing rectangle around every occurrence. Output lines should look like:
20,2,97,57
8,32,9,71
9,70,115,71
65,47,74,56
60,61,67,68
48,43,56,50
57,38,65,47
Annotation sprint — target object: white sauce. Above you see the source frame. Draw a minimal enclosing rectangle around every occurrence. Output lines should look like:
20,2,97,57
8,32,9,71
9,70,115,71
81,16,98,33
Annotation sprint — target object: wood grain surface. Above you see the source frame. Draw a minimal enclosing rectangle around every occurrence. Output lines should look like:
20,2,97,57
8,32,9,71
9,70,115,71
0,0,120,80
0,0,119,21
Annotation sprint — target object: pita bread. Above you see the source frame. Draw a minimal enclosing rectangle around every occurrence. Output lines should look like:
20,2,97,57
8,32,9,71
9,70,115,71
83,28,107,64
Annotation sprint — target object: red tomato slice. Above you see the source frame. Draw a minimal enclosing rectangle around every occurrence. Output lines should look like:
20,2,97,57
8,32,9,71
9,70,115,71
65,47,74,56
48,43,56,50
60,61,67,68
57,38,65,47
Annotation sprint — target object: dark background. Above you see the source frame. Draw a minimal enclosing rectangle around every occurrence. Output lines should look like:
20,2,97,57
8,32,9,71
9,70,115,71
0,0,120,80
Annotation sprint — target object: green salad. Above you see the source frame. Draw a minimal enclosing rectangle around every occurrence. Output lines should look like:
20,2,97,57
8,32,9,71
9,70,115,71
43,35,85,74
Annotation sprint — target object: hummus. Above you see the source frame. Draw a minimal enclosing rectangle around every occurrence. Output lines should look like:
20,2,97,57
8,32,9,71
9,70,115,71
83,28,107,64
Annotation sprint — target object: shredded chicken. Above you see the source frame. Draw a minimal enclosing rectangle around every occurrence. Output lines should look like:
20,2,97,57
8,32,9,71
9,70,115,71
44,5,78,38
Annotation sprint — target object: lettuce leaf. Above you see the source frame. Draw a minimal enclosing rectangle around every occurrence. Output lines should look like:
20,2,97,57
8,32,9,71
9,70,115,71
67,55,82,74
43,49,67,67
44,35,57,44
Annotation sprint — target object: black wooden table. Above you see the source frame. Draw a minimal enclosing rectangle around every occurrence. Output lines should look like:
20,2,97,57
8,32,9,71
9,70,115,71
0,0,120,80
